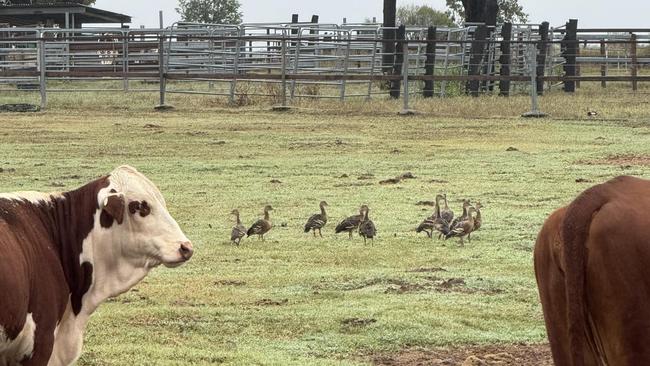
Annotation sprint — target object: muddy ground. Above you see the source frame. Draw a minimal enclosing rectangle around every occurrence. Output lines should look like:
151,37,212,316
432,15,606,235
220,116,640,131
371,343,553,365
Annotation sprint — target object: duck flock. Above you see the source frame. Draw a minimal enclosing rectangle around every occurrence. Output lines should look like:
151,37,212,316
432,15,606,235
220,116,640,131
229,194,482,246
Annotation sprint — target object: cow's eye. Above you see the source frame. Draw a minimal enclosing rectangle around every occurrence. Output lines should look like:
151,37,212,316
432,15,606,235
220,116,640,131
140,201,151,217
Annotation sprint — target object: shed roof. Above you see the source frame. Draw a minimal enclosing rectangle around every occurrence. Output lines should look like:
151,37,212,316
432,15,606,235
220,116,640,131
0,3,131,26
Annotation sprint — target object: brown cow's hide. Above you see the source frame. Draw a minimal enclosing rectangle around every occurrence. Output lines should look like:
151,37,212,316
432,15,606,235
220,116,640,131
535,175,650,366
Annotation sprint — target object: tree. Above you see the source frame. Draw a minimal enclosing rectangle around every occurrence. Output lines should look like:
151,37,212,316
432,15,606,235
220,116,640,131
445,0,528,24
397,4,455,27
176,0,242,24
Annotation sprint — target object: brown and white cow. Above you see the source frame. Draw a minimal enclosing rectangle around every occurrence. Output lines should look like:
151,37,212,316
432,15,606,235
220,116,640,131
535,175,650,366
0,165,193,365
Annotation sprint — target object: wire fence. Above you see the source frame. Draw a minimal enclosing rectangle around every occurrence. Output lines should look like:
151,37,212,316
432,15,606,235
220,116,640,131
0,22,649,112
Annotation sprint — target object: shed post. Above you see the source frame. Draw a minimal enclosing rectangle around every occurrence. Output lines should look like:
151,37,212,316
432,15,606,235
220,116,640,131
536,21,549,95
423,26,437,98
499,22,512,96
467,24,488,97
562,19,578,93
382,0,397,75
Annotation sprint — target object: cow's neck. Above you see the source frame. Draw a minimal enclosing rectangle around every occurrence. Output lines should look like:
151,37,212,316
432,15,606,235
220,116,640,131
47,177,110,317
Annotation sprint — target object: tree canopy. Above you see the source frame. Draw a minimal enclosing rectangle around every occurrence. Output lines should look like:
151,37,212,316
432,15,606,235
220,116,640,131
176,0,242,25
397,4,455,27
445,0,528,24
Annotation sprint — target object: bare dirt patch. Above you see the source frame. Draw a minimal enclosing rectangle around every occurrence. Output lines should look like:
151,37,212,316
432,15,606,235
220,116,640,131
407,267,447,273
579,154,650,166
341,317,377,327
214,279,246,287
325,276,502,296
370,343,552,365
254,298,289,306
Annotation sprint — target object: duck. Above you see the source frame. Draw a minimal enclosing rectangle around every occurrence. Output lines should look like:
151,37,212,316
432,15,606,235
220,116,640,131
304,201,328,237
440,194,454,224
417,215,449,239
468,202,483,241
247,205,273,241
358,205,377,245
449,199,472,230
445,207,477,246
230,209,246,245
335,205,365,239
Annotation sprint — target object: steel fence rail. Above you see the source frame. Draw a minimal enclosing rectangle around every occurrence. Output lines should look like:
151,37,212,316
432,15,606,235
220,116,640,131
0,23,649,111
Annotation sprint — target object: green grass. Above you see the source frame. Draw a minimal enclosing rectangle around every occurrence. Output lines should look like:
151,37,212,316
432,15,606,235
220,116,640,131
0,89,649,365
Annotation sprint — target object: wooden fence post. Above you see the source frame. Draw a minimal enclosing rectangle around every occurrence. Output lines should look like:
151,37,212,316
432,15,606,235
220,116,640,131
499,22,512,96
382,0,397,75
423,26,437,98
291,14,298,47
536,21,549,95
562,19,578,93
309,15,319,47
390,24,405,99
467,24,487,97
631,33,638,92
600,39,607,88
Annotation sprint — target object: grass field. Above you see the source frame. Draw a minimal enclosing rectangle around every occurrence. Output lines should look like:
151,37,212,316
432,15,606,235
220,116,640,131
0,89,649,365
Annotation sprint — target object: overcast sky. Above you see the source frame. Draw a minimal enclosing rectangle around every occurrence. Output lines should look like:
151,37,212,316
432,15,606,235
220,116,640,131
94,0,650,29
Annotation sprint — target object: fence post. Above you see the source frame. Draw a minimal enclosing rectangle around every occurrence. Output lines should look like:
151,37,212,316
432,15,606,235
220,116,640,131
230,27,243,104
600,39,607,88
154,12,172,110
390,24,405,99
290,27,302,100
499,23,512,96
423,26,436,98
123,31,129,92
536,22,549,96
38,32,47,110
522,45,546,118
399,40,415,115
631,33,638,92
281,37,288,108
382,0,397,75
562,19,578,93
367,29,379,100
340,33,351,101
291,14,298,47
467,24,487,97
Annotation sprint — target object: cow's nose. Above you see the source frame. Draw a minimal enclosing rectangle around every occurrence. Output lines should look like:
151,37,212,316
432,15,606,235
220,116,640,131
179,241,194,261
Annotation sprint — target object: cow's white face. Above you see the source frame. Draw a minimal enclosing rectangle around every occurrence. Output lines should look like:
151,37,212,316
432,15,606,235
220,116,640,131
96,165,193,269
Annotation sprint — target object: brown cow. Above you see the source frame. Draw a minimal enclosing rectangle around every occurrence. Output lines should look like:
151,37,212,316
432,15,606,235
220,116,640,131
0,166,193,365
535,175,650,366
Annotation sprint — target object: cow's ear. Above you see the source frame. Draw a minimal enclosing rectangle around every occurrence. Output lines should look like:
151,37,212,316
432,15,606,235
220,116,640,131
102,194,125,225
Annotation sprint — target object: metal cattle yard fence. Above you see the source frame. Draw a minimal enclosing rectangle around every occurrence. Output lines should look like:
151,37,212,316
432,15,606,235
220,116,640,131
0,20,649,113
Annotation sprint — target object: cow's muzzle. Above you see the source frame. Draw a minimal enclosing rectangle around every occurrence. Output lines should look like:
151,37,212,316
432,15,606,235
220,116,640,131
179,241,194,261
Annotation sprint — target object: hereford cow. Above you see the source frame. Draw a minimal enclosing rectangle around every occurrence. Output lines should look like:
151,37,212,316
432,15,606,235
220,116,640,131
0,165,193,365
535,175,650,366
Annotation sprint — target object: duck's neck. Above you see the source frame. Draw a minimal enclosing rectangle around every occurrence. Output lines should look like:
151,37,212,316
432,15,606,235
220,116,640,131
264,210,270,221
475,208,481,220
434,200,441,218
235,213,241,225
320,205,327,218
